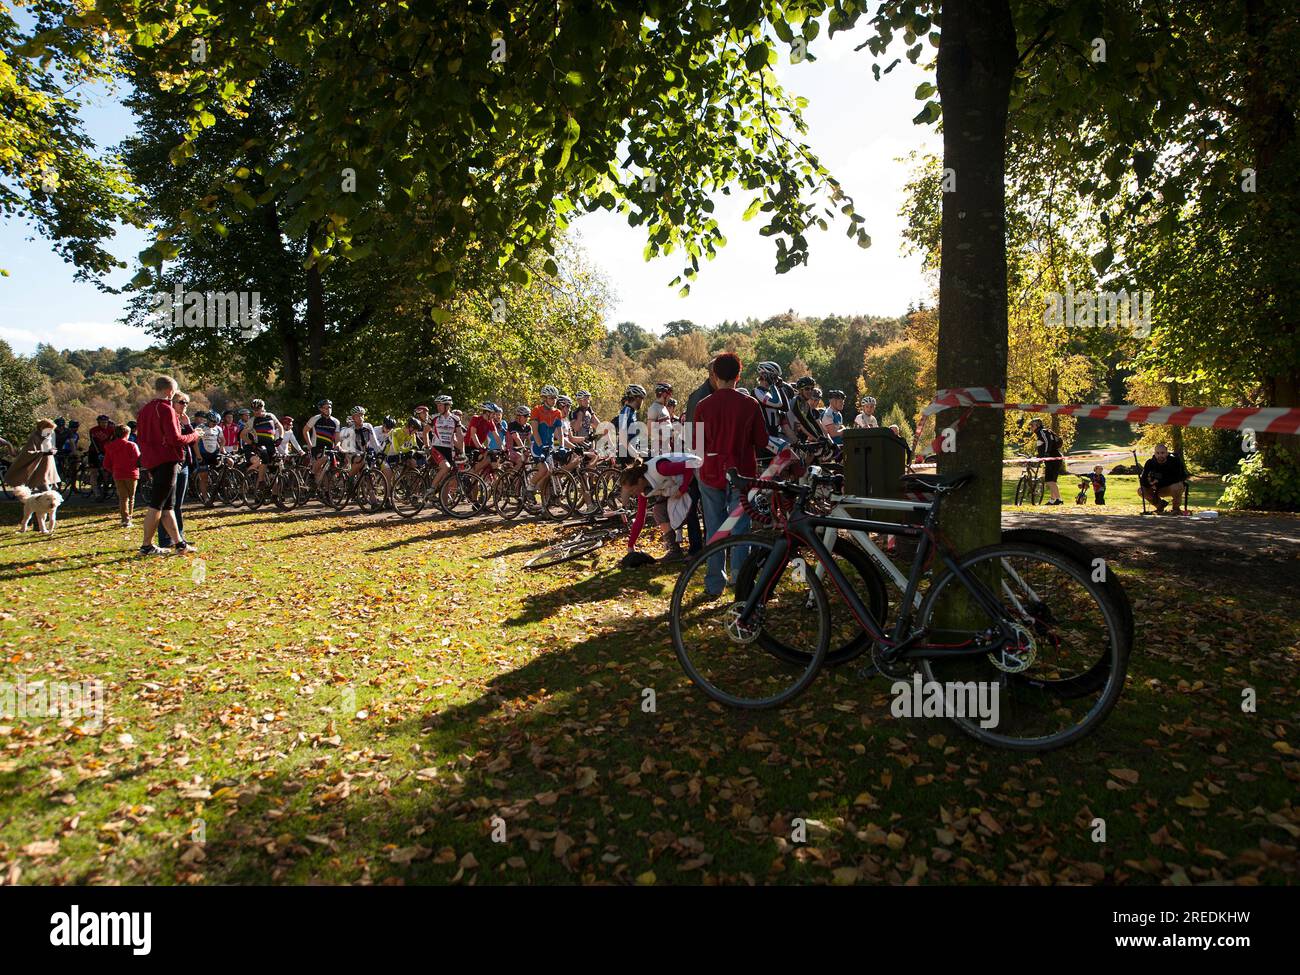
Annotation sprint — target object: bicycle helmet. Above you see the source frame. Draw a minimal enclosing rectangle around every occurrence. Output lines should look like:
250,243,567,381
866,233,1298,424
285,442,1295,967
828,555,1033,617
434,395,453,405
96,414,110,422
515,405,530,417
655,382,673,395
575,390,591,399
556,395,573,408
827,389,846,400
540,384,560,398
480,402,495,412
861,395,876,406
382,416,396,428
68,420,80,428
794,376,816,390
625,384,647,398
316,399,332,408
238,408,252,417
350,405,366,416
251,398,265,410
757,361,782,380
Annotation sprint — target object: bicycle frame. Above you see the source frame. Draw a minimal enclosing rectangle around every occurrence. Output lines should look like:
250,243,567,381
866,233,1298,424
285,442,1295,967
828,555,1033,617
736,491,1016,662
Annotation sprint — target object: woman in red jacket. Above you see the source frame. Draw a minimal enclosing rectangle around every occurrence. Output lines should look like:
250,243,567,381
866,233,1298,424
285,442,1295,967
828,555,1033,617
102,424,141,526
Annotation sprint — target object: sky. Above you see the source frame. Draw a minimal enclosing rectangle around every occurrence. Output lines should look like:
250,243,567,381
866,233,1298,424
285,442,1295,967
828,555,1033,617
0,26,939,355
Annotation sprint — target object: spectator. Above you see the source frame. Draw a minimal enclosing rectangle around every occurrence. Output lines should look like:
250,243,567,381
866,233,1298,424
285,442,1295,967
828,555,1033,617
159,391,198,548
103,424,141,527
136,375,200,556
1140,443,1188,514
821,390,847,445
1030,418,1064,505
694,353,768,596
3,419,58,492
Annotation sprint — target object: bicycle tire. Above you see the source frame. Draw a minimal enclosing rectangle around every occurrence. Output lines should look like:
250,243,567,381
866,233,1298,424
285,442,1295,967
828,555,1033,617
391,469,427,518
670,535,831,709
917,541,1127,752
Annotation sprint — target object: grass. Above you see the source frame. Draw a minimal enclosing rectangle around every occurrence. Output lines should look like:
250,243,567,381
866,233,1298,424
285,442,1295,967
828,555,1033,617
1000,471,1227,512
0,498,1296,885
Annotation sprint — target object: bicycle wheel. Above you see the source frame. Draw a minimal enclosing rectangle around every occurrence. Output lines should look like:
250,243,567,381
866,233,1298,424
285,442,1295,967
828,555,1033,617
524,532,611,569
561,469,597,517
356,469,388,513
1030,478,1045,506
917,541,1127,751
272,471,302,512
323,469,352,510
519,474,544,518
735,534,889,667
73,462,94,498
493,470,524,520
1014,475,1029,506
391,469,427,518
219,468,247,507
670,536,830,709
438,471,487,518
243,473,268,509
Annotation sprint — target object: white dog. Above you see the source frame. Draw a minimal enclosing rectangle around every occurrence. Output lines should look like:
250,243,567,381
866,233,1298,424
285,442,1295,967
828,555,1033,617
12,485,64,534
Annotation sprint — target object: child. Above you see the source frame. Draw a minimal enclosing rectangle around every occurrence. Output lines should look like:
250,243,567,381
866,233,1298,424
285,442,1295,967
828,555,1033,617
103,424,140,526
1090,465,1106,505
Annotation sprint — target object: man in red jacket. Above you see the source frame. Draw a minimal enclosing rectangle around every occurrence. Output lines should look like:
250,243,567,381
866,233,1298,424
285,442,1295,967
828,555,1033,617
136,376,201,556
694,353,768,596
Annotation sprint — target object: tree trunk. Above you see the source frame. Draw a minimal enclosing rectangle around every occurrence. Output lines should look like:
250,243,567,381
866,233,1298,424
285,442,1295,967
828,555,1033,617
934,0,1017,549
1167,380,1184,455
306,259,327,388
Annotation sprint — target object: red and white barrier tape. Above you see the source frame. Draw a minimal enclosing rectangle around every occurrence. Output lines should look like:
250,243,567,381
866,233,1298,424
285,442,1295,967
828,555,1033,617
923,387,1300,434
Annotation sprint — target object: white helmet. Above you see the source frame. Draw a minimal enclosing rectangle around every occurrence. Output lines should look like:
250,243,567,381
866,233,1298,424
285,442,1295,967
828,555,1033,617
540,385,560,398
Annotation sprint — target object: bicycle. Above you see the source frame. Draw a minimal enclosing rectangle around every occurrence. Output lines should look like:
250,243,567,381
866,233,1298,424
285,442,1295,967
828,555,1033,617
670,464,1129,751
524,509,631,569
1012,454,1045,506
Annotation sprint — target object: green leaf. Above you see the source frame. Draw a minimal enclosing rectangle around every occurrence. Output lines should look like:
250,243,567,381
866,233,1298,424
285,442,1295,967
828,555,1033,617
744,42,770,73
914,82,935,100
1091,245,1114,274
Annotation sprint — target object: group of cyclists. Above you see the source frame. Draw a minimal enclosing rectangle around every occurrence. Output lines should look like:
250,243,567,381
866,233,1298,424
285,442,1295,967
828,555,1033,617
28,360,899,558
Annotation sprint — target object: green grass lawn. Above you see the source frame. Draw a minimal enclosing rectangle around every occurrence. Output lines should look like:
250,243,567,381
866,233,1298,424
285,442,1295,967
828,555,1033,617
1001,471,1227,512
0,500,1296,885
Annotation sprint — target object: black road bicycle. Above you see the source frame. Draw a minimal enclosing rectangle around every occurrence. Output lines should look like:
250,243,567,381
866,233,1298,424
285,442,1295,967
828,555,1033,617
669,466,1128,751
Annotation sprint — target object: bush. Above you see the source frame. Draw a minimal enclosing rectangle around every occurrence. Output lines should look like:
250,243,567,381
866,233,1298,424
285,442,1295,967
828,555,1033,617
1220,450,1300,512
881,402,914,444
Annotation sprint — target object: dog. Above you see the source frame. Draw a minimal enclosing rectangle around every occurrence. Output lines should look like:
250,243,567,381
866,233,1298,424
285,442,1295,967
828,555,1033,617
11,485,64,534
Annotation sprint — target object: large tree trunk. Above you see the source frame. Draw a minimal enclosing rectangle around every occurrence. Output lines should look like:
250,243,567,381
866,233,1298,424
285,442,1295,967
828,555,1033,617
306,259,327,388
935,0,1016,548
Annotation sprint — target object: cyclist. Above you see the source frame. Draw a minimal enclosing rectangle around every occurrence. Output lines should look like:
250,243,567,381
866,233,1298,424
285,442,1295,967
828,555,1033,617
646,382,675,455
239,399,283,485
428,395,461,493
854,395,879,428
1030,417,1064,505
381,417,423,490
615,384,647,461
302,399,341,481
789,376,833,449
371,416,397,456
821,390,847,446
529,385,564,459
196,410,224,497
569,390,596,442
466,402,498,478
506,406,530,470
220,409,241,449
752,362,791,454
617,451,701,562
412,404,433,448
277,415,305,457
340,406,375,474
88,415,115,469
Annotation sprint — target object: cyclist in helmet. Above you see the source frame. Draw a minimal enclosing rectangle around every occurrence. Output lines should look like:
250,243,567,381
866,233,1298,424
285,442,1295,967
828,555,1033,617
427,395,461,492
278,415,305,457
466,402,499,478
381,416,423,491
616,384,648,461
239,398,284,486
371,415,397,455
302,399,341,482
646,381,676,455
339,406,375,474
751,362,791,455
505,405,531,469
219,409,239,452
569,390,596,443
854,395,879,429
88,414,115,469
196,411,225,498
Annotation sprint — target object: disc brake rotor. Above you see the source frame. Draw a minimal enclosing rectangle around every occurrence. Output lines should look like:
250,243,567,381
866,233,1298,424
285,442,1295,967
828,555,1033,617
725,603,763,644
988,621,1037,673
